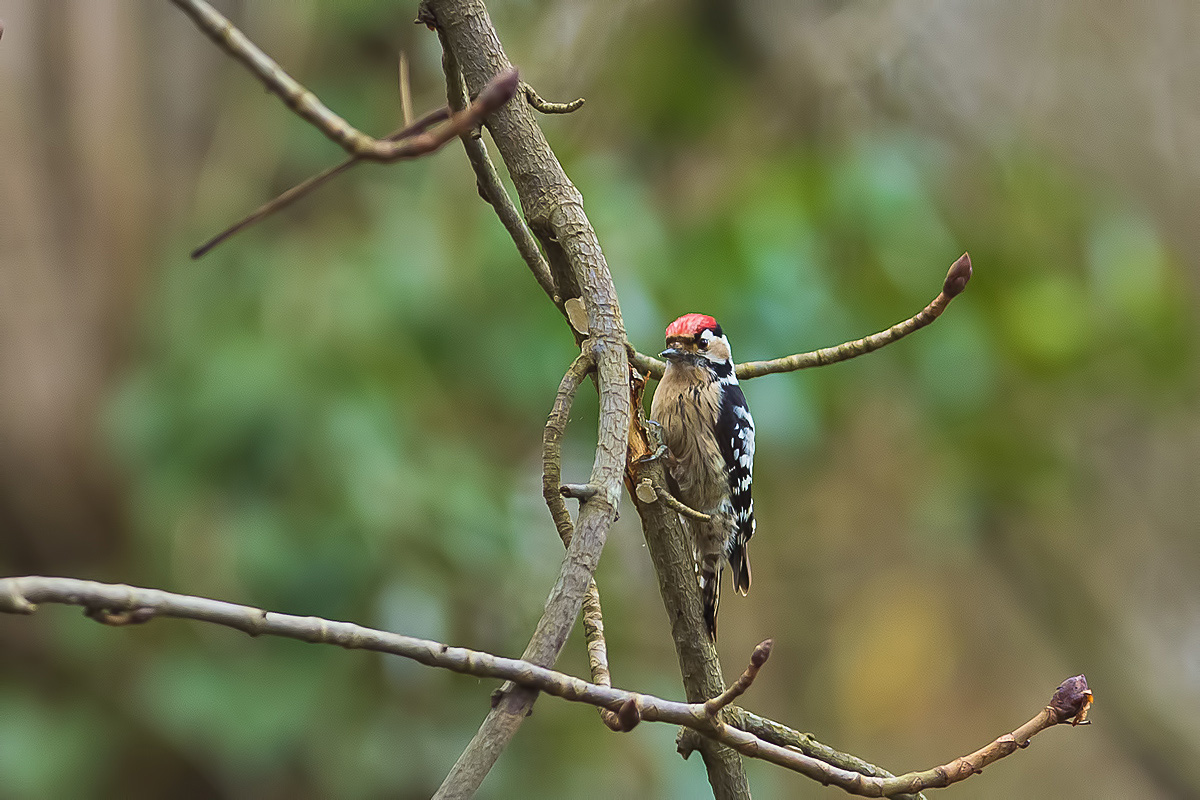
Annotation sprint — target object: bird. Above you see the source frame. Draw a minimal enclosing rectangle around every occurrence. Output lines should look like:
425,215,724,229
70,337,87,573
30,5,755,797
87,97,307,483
650,313,755,639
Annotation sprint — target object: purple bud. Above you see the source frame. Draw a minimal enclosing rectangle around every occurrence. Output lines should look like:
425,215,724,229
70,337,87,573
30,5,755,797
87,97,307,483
943,253,973,298
751,639,774,668
1048,674,1093,724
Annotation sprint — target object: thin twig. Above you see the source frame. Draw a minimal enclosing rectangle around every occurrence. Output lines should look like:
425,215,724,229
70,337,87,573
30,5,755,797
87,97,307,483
540,351,624,731
631,254,973,381
0,576,1091,796
522,82,585,114
437,30,558,303
636,478,712,521
581,583,625,729
727,708,925,800
706,640,772,716
398,52,414,126
190,107,452,259
542,351,596,544
171,0,519,161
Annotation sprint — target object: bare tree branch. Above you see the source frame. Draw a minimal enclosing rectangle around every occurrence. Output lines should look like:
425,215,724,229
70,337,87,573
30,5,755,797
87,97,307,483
0,576,1092,796
421,4,633,794
189,106,452,259
624,376,751,798
398,52,415,127
437,32,558,305
631,254,973,381
727,709,925,800
634,477,712,522
170,0,519,162
539,350,623,731
175,0,624,791
705,640,772,716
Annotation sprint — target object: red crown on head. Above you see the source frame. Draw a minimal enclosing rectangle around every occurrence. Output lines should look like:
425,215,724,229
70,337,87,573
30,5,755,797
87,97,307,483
665,313,719,338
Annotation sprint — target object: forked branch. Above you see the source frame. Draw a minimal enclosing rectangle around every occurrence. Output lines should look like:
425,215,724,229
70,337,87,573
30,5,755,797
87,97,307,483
171,0,519,162
540,350,623,731
0,576,1091,796
190,106,452,259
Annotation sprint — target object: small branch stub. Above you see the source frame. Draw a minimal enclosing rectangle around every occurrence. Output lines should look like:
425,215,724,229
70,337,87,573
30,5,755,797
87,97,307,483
85,606,157,626
522,82,585,114
705,639,773,716
638,476,711,522
560,483,598,501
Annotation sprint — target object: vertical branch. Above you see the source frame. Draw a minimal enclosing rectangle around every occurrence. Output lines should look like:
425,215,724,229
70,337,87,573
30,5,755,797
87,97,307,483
628,398,751,798
426,5,632,795
429,0,747,794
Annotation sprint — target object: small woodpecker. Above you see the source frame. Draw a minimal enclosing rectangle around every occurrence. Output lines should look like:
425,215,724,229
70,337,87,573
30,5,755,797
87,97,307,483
650,313,755,639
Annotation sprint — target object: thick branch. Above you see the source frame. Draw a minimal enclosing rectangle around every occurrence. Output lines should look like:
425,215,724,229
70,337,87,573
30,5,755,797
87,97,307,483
631,254,973,381
626,380,751,798
170,0,519,162
0,577,1091,796
425,2,633,797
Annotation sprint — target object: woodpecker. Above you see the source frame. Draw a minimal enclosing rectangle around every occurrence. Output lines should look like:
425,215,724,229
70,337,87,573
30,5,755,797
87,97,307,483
650,313,755,639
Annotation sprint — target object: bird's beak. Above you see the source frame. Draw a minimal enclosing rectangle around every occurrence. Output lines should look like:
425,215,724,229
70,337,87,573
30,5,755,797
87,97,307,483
660,347,684,361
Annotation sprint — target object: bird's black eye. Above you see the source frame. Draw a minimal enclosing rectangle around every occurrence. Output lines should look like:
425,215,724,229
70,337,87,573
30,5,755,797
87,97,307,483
697,334,708,349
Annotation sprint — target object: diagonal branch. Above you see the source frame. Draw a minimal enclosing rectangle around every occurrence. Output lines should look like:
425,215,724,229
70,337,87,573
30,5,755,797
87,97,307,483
705,640,772,716
635,477,712,522
631,254,973,381
190,106,452,259
436,30,558,305
170,0,519,162
728,709,925,800
0,576,1092,797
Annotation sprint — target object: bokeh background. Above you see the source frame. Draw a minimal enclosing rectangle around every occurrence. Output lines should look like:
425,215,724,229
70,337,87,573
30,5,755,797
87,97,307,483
2,1,1199,797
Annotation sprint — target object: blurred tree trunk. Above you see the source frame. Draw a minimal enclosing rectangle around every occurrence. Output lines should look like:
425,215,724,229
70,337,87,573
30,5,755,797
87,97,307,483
0,1,233,572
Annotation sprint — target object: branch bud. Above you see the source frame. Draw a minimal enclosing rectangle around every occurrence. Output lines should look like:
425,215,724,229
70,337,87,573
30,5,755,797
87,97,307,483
751,639,774,668
943,253,972,298
1048,674,1093,725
